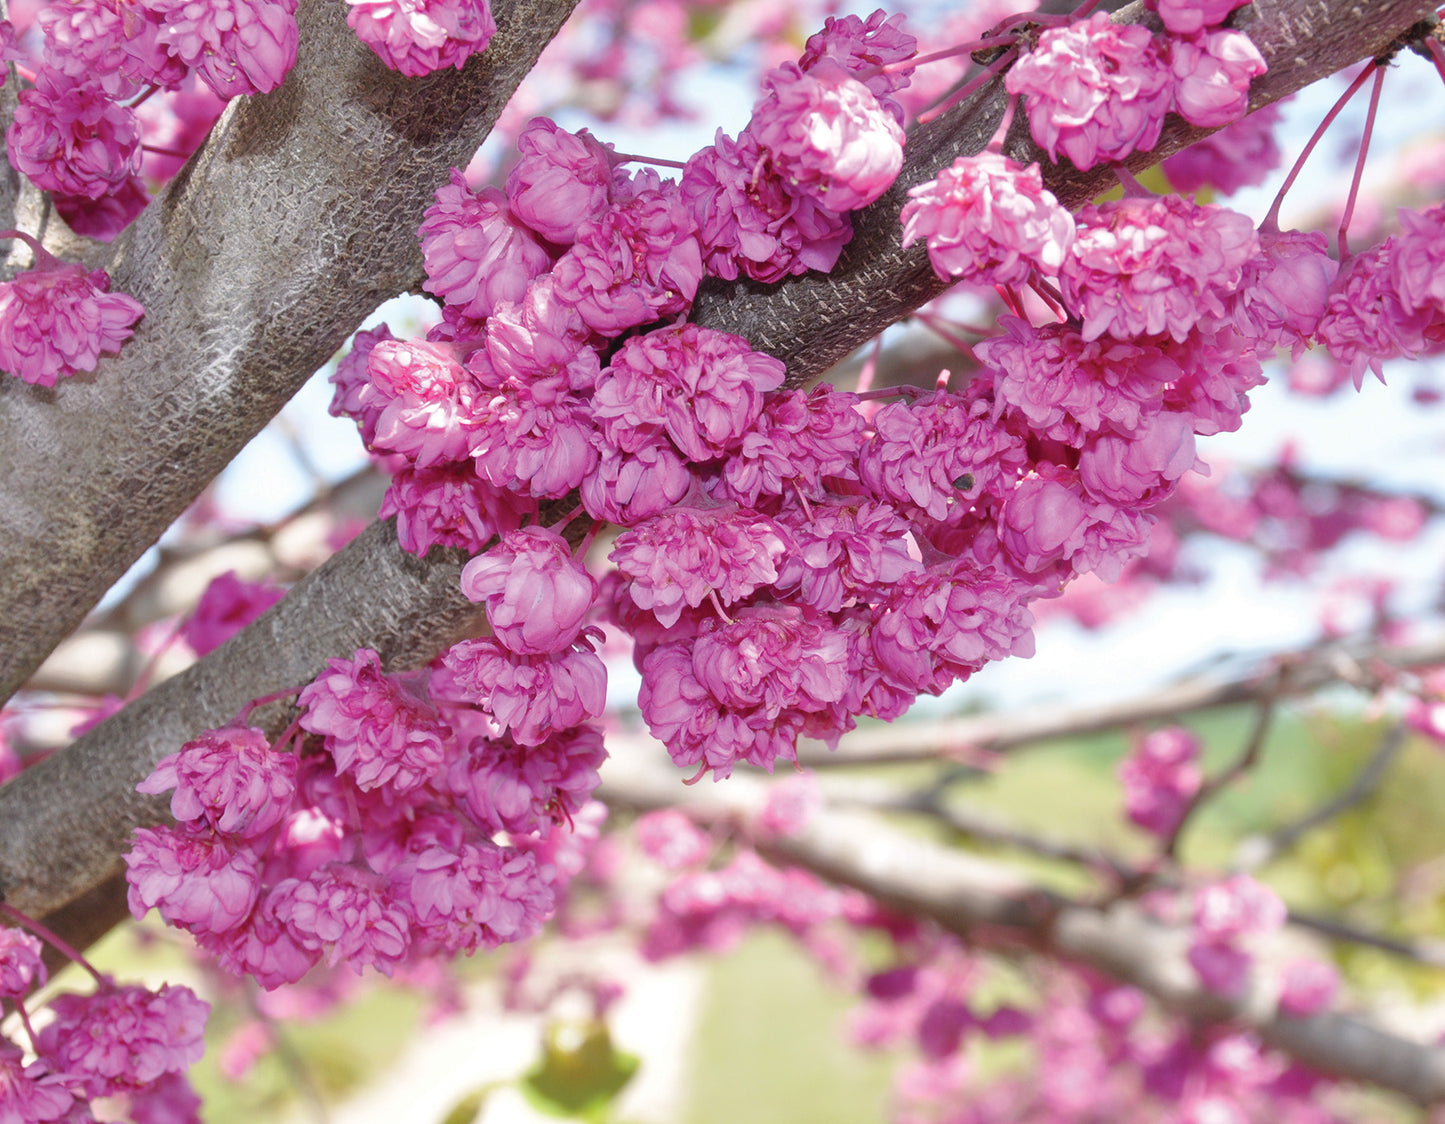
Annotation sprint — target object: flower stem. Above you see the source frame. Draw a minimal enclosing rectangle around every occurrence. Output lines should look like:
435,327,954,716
1338,60,1387,260
0,903,105,985
1262,61,1377,234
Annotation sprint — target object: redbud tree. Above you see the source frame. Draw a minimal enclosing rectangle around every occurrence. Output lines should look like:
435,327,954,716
2,0,1445,1119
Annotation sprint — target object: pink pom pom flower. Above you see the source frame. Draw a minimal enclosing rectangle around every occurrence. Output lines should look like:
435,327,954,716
901,153,1074,286
749,58,905,213
1005,12,1172,171
460,526,597,655
0,231,144,387
347,0,495,77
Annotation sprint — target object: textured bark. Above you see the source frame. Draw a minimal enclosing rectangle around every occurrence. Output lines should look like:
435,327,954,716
0,0,1432,1046
600,753,1445,1106
0,0,580,705
0,519,482,917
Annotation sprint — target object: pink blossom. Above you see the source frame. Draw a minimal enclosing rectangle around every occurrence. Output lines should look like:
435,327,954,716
1118,726,1202,837
122,1071,204,1124
551,182,703,336
1168,29,1266,129
1159,326,1266,436
580,432,693,526
38,0,169,98
359,337,480,466
448,725,607,835
798,9,917,120
1078,410,1200,506
137,725,298,837
901,154,1074,286
759,772,821,837
52,175,151,243
718,386,865,505
871,561,1035,693
592,324,786,463
0,1043,77,1123
634,809,711,869
680,129,853,283
1278,958,1338,1016
976,317,1178,445
484,275,595,386
1195,874,1286,942
858,390,1028,520
270,865,411,974
1147,0,1250,36
0,236,143,387
774,497,923,612
0,926,45,997
460,526,597,655
611,505,788,627
1229,228,1338,356
39,982,208,1096
469,383,600,500
381,462,535,556
749,58,904,212
431,635,607,745
198,892,320,989
1391,203,1445,316
420,170,551,320
144,0,298,98
328,324,396,444
347,0,494,77
391,840,553,952
1005,12,1172,171
1061,195,1260,343
1317,240,1435,385
997,467,1092,574
183,570,286,656
124,824,262,933
639,607,848,779
1163,105,1282,196
298,648,447,794
7,73,140,199
506,118,618,244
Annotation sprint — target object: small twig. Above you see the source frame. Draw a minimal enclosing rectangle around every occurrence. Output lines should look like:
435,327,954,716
1236,723,1409,871
1160,679,1286,861
244,981,332,1124
1289,907,1445,970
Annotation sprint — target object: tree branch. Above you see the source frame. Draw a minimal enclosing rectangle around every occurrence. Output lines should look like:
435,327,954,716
0,0,582,705
599,750,1445,1107
797,634,1445,766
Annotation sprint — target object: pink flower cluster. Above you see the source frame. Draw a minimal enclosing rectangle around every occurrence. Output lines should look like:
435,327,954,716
1006,10,1265,171
0,231,144,387
1187,874,1286,996
0,956,210,1122
347,0,495,77
679,12,915,282
126,643,608,986
1118,727,1202,836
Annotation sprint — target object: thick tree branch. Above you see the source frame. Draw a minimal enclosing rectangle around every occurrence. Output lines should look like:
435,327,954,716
797,634,1445,766
0,0,581,705
0,0,1430,968
600,751,1445,1107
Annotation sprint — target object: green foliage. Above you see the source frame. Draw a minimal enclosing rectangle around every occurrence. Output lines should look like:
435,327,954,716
521,1020,640,1122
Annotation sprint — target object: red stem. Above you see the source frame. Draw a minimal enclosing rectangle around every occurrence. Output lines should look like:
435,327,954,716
1337,62,1386,260
234,684,305,726
1262,62,1377,233
0,903,105,985
917,48,1018,126
858,34,1016,80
